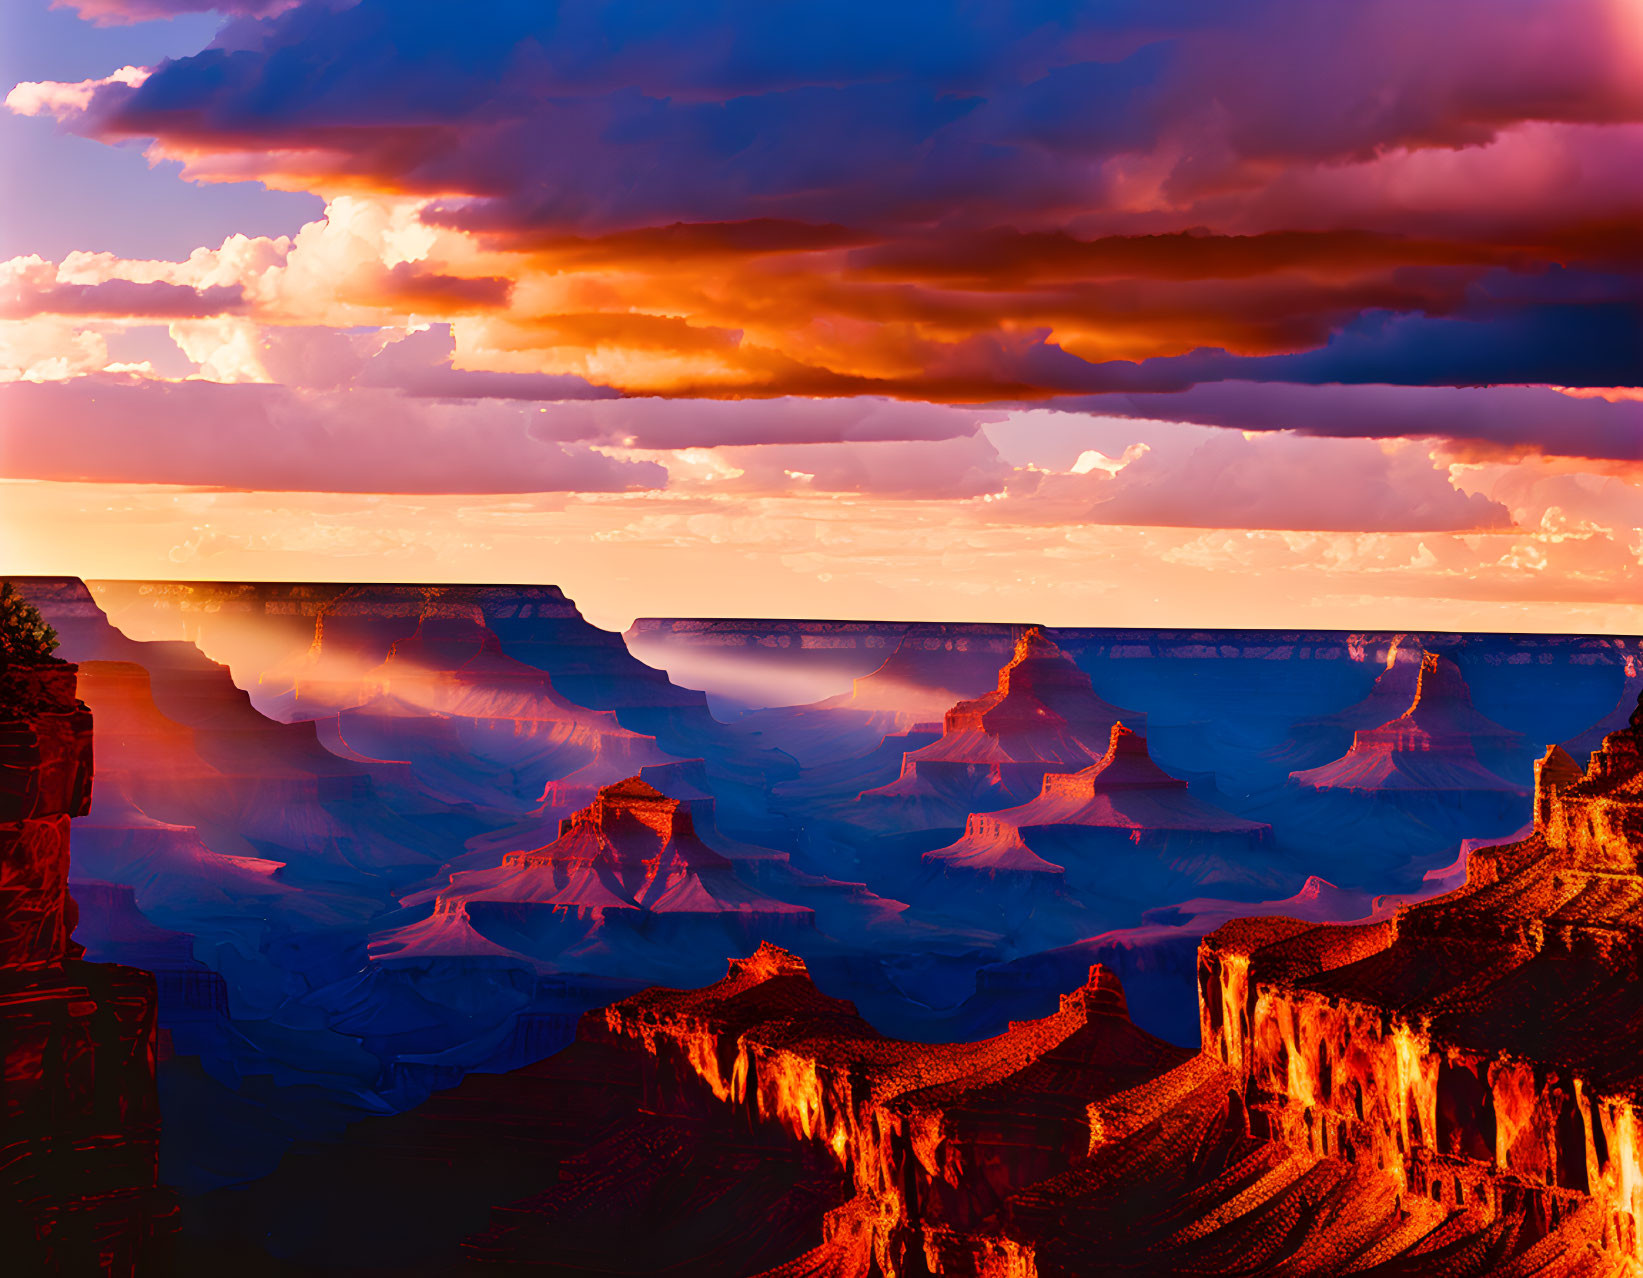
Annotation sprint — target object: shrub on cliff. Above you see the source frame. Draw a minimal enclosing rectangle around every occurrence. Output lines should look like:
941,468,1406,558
0,582,58,667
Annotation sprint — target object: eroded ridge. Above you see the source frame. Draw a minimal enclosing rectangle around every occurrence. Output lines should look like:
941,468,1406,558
372,779,813,965
1197,693,1643,1273
594,942,1191,1275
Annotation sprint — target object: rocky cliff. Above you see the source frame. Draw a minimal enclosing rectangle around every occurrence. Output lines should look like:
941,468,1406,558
1193,686,1643,1272
0,659,175,1273
591,943,1191,1277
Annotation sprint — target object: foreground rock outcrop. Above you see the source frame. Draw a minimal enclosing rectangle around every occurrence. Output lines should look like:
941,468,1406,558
1192,690,1643,1271
561,944,1192,1276
0,659,175,1272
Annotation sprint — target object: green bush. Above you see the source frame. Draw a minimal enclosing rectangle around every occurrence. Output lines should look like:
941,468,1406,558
0,582,58,666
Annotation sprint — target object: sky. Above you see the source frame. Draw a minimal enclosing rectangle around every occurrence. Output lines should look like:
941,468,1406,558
2,0,1641,632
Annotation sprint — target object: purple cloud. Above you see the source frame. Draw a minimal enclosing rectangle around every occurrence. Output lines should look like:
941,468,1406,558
0,376,664,492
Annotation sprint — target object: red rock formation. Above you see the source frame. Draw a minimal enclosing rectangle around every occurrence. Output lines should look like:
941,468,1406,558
925,723,1270,885
0,661,175,1272
73,659,437,879
372,779,813,971
861,629,1143,822
580,945,1189,1276
1291,652,1527,796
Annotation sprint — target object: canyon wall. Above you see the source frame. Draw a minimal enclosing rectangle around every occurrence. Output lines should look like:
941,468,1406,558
0,661,174,1273
1198,705,1643,1266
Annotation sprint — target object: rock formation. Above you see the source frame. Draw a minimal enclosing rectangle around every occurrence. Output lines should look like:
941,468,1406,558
582,944,1191,1277
902,722,1276,955
0,655,175,1272
1291,652,1528,799
926,724,1270,890
72,658,443,884
422,689,1643,1275
1183,693,1643,1273
73,578,803,851
372,779,814,979
330,614,675,816
858,628,1143,830
735,634,1010,770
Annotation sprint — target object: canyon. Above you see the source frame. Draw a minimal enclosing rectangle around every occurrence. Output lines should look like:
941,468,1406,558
390,687,1643,1274
5,576,1643,1271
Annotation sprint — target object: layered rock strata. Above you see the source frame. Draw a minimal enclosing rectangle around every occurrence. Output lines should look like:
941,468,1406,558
490,705,1643,1274
373,779,813,970
861,629,1143,821
0,661,174,1273
593,943,1190,1276
1291,652,1527,798
1194,694,1643,1272
925,723,1270,888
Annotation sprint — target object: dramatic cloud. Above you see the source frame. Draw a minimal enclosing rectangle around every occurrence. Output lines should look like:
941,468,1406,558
8,0,1641,405
2,255,244,318
48,0,1643,233
1078,434,1512,533
4,0,1643,628
977,417,1512,533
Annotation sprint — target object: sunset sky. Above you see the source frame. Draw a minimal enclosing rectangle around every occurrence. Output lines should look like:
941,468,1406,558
3,0,1642,632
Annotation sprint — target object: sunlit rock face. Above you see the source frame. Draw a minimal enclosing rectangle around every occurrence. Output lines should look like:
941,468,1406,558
861,629,1143,827
597,944,1189,1277
0,661,175,1272
1199,692,1643,1270
373,779,815,978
